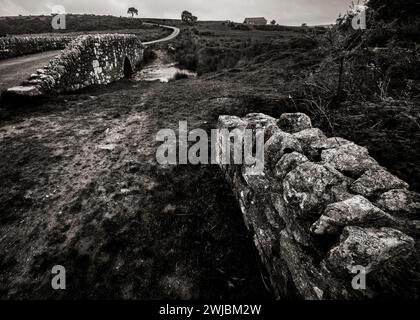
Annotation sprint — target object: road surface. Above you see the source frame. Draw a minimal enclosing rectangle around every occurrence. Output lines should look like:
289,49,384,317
0,24,180,93
0,50,62,93
143,23,180,45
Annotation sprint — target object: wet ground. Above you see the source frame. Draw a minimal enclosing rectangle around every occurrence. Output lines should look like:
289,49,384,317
134,50,196,83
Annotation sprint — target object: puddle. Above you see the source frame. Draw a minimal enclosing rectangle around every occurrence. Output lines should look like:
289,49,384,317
133,50,196,83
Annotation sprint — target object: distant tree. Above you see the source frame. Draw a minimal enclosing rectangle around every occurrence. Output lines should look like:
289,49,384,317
127,7,139,18
227,21,235,28
270,20,276,25
181,10,198,25
301,23,308,27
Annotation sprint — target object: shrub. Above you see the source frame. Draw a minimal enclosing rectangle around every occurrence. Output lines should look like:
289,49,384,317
288,37,318,50
190,28,199,35
230,24,251,31
198,31,215,36
368,0,420,22
179,53,198,71
172,72,189,80
142,48,157,64
364,22,395,47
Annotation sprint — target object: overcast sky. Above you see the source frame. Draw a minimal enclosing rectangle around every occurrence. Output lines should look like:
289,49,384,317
0,0,354,25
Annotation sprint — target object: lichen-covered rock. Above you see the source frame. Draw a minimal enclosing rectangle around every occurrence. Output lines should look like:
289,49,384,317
244,113,276,129
6,85,43,97
279,230,325,300
351,169,410,197
217,112,419,299
311,137,354,150
218,115,248,130
264,123,282,143
274,152,309,179
326,227,415,274
329,182,354,203
241,169,280,194
311,196,395,235
244,113,279,142
293,128,327,151
265,131,302,170
273,193,313,247
278,113,312,133
321,144,379,176
283,162,345,214
375,189,420,217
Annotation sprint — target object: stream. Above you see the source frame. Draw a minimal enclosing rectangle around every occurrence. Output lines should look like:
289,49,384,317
133,50,196,83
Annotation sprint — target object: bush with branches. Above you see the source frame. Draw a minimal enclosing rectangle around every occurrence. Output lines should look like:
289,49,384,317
290,0,420,106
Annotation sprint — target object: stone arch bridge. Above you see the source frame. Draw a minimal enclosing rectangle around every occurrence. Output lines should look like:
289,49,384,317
1,24,179,97
5,34,144,97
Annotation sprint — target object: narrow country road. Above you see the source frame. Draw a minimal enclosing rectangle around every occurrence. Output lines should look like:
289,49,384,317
143,23,180,46
0,50,62,93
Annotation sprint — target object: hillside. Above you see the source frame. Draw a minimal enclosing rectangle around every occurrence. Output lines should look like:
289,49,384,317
0,14,162,35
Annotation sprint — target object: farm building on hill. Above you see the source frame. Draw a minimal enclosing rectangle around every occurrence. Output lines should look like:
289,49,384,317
243,17,267,25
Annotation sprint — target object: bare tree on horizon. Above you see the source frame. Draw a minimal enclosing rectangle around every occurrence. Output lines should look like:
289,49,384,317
127,7,139,18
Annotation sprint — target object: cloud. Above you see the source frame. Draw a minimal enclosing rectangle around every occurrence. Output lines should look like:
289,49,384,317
0,0,352,25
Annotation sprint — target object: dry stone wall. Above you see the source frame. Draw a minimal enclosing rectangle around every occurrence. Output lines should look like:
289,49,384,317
0,36,73,60
217,112,420,299
7,34,144,97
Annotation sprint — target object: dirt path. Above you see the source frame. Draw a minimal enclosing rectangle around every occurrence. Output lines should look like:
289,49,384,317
0,78,272,299
0,50,62,92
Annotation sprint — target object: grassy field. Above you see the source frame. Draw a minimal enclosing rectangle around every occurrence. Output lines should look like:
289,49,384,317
0,14,419,299
0,14,171,39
